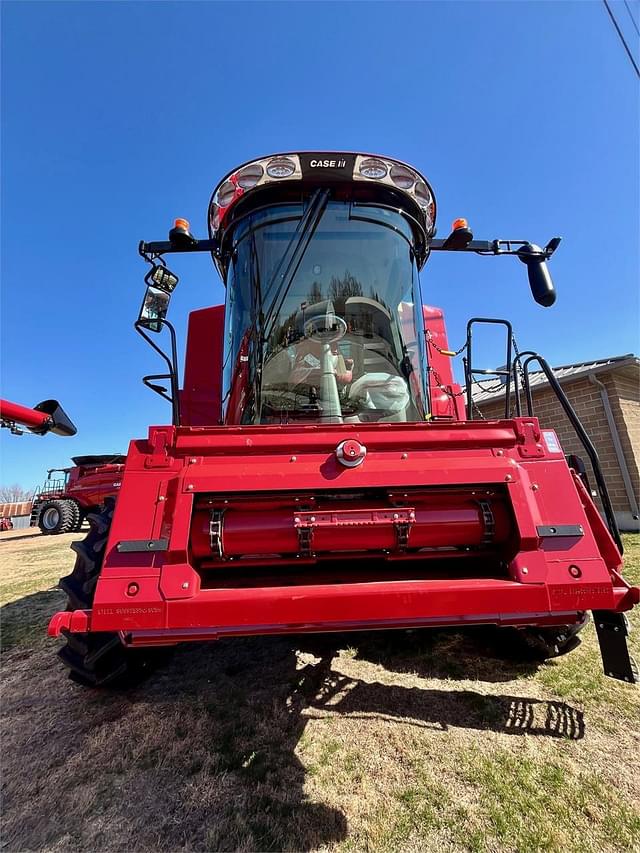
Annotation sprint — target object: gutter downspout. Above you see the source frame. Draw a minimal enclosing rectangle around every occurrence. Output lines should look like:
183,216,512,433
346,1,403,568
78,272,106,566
589,374,640,521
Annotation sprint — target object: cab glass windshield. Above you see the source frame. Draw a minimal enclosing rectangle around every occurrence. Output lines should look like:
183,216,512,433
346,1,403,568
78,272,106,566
222,199,428,425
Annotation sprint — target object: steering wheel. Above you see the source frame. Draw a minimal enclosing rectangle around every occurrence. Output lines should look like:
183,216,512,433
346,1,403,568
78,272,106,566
304,315,347,343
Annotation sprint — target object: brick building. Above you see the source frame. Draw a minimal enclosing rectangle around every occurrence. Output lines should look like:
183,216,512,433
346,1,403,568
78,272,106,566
472,354,640,532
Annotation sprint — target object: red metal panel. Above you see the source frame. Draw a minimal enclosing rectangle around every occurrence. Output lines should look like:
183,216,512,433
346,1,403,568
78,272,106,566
48,414,638,643
423,305,466,420
180,305,224,426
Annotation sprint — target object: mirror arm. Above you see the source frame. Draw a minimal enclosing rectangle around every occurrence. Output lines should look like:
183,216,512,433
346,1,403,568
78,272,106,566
139,238,217,257
429,237,561,259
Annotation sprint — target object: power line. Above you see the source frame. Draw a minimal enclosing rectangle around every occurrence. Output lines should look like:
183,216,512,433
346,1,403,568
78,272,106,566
623,0,640,37
603,0,640,78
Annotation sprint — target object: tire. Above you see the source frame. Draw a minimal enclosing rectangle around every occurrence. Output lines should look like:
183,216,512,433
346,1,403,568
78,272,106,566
72,505,85,532
57,498,162,687
38,499,77,535
517,613,590,660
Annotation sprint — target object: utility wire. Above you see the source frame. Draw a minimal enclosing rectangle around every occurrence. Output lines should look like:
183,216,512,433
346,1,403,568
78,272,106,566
623,0,640,37
603,0,640,78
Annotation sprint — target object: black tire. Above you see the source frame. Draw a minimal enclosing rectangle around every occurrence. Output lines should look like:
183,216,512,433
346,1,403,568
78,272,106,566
57,498,161,687
517,613,590,660
72,505,85,532
38,499,77,535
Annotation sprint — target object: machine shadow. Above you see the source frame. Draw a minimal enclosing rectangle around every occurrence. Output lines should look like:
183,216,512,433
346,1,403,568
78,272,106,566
319,625,546,682
2,613,584,851
293,633,584,739
129,632,583,847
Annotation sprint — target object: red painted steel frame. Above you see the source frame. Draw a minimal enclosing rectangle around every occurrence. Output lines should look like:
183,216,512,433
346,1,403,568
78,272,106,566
49,417,639,645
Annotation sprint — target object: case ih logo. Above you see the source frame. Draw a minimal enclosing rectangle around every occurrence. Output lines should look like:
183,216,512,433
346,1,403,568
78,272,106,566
301,154,355,177
309,159,348,168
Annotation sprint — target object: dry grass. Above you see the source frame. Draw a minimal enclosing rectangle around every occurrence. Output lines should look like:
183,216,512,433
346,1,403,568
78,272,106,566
1,531,639,852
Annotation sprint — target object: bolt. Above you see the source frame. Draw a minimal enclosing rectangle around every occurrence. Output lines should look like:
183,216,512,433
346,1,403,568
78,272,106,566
126,582,139,596
310,516,316,522
158,495,165,501
182,582,189,589
522,567,529,575
294,517,301,524
187,484,194,490
496,450,504,457
531,484,539,491
393,513,399,520
614,626,619,632
190,457,197,464
401,453,408,460
505,474,513,482
291,456,297,462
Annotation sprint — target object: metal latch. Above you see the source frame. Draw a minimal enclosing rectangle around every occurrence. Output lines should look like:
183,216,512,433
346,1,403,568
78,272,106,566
478,500,495,544
209,510,224,558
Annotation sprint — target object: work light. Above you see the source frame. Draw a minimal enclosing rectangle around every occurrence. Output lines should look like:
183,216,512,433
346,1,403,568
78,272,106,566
237,163,264,188
359,158,388,179
266,157,296,178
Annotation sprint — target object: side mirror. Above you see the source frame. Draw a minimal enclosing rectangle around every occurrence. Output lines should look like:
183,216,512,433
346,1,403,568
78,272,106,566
138,285,171,333
517,244,556,307
138,263,179,332
32,400,77,437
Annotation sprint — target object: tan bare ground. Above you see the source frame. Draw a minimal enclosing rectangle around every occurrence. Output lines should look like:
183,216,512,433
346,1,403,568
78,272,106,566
1,532,639,852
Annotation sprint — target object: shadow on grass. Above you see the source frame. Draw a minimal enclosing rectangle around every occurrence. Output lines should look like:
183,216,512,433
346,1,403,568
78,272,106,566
348,624,545,682
1,589,65,653
2,595,584,851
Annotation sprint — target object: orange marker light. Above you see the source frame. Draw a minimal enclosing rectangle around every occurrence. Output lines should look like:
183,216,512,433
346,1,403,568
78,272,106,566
452,218,468,231
174,218,190,232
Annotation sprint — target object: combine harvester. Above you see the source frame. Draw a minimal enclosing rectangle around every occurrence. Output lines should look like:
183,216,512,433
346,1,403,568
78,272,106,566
48,152,639,686
30,456,125,535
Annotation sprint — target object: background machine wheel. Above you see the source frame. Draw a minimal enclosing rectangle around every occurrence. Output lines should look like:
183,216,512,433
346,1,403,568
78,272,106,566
37,499,79,535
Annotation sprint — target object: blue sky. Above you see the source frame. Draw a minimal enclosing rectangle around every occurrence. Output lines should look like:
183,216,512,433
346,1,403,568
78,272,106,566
1,0,638,487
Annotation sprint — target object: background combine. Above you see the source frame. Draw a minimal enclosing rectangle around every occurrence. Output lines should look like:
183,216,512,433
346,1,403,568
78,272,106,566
30,456,124,535
47,151,639,687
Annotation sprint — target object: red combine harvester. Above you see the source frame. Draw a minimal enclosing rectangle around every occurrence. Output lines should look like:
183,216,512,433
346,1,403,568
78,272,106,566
48,152,639,687
30,456,125,535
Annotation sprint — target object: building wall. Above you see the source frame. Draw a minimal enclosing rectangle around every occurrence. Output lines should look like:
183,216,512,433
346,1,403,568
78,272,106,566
609,371,640,502
476,367,640,530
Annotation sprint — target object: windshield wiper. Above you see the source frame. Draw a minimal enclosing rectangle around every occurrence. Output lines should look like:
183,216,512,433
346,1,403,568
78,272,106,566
262,188,330,343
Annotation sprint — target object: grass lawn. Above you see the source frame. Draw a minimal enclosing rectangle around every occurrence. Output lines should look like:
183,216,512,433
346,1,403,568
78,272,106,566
1,529,639,852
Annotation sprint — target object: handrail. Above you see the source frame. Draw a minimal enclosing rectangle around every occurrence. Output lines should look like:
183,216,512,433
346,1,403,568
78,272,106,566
520,353,623,554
